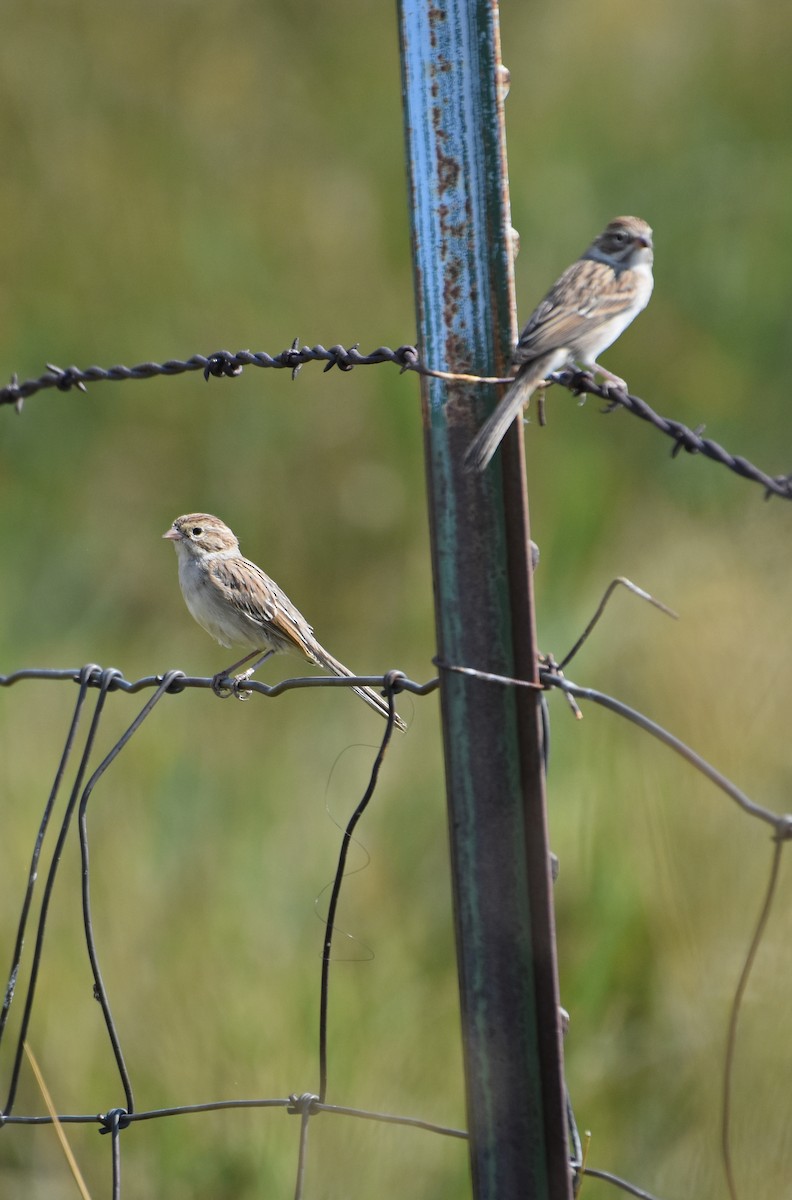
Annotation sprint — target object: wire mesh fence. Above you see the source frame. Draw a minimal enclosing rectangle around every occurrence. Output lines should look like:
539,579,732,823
2,553,790,1200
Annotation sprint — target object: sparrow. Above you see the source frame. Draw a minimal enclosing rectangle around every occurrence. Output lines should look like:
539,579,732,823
464,216,654,471
163,513,406,729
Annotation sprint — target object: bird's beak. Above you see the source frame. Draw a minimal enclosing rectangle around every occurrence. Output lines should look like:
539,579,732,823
635,234,652,249
163,527,183,541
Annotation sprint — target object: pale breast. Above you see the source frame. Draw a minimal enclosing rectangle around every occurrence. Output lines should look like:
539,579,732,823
178,557,270,650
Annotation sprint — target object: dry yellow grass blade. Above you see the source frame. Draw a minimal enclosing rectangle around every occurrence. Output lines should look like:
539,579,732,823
23,1041,93,1200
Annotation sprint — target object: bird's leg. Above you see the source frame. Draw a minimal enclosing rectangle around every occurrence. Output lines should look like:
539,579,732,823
233,649,275,682
590,362,627,393
212,648,272,698
230,649,279,700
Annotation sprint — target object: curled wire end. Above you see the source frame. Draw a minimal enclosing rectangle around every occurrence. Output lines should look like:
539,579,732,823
203,352,243,381
46,363,87,393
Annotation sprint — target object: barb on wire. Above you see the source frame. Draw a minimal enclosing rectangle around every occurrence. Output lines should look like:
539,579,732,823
2,341,790,500
549,368,792,500
0,343,425,410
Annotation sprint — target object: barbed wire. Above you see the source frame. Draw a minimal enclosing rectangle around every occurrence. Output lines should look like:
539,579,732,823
548,368,792,500
0,642,783,1199
1,341,790,501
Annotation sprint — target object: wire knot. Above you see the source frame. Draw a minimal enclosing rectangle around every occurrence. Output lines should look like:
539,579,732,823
203,351,244,380
773,815,792,842
383,669,407,696
99,1107,131,1135
287,1093,320,1116
46,363,87,394
393,344,419,373
670,423,705,458
323,344,358,373
159,669,188,694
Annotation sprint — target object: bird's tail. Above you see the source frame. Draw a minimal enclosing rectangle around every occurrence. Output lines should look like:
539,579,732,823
463,357,554,472
311,645,407,732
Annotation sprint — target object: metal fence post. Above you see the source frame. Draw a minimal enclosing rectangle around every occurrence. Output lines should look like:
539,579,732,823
397,2,572,1197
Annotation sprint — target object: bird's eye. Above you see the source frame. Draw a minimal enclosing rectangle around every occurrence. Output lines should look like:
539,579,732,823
191,526,203,537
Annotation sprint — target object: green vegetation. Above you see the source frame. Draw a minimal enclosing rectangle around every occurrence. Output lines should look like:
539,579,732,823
1,0,792,1196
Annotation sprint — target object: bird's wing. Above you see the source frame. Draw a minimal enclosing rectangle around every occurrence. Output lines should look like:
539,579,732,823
514,259,641,364
207,556,317,656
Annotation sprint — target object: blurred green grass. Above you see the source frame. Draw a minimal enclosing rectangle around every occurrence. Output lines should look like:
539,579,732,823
2,0,792,1196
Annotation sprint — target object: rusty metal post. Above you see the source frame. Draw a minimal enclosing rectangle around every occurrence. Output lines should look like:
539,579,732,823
397,2,572,1198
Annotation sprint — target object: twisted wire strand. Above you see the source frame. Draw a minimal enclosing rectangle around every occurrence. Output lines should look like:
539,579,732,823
1,343,790,499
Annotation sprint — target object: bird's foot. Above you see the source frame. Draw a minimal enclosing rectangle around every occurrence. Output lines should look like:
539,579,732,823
594,364,628,394
230,669,255,701
211,670,254,700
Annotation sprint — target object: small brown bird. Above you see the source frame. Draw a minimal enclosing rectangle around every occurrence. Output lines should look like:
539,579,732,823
164,513,405,729
465,216,654,471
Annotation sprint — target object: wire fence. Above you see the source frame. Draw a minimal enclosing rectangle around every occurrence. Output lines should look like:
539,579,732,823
2,549,789,1200
1,340,791,1200
2,344,791,501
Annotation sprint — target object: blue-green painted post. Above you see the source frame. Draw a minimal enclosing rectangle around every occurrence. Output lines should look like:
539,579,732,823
397,2,572,1197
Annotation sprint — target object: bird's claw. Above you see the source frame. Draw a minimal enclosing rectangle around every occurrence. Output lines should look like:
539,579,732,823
231,673,254,701
211,670,254,700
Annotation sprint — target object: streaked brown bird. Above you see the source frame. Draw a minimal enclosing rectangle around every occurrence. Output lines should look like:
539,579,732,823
465,216,654,472
164,512,405,729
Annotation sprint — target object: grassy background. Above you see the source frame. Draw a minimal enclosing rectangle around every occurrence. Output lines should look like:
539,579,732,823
1,0,792,1196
